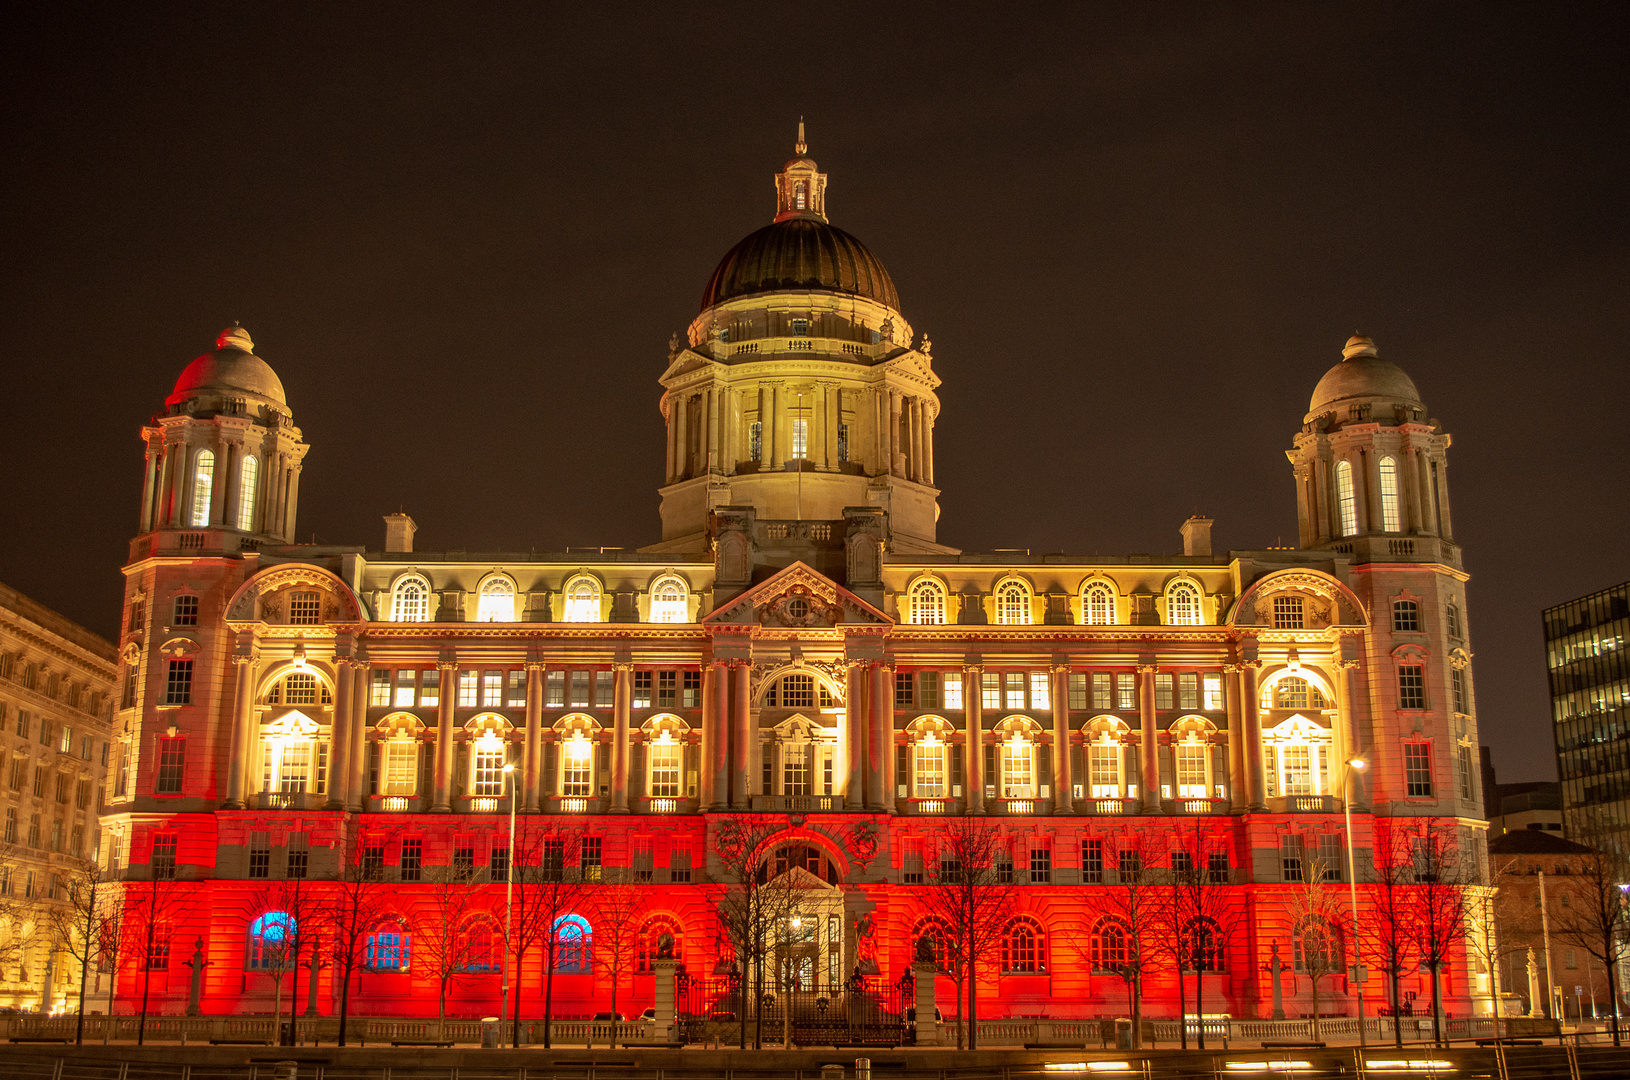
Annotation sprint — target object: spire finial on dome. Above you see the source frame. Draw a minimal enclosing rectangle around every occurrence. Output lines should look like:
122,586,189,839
1343,334,1377,360
216,324,254,353
796,117,807,156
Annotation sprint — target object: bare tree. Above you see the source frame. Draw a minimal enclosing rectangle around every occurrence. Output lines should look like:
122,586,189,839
917,816,1015,1051
45,859,121,1044
1408,823,1473,1048
118,875,184,1045
1359,817,1419,1048
1165,822,1238,1050
527,824,591,1049
415,863,483,1031
1549,846,1630,1047
1079,831,1166,1050
326,843,390,1046
588,866,648,1048
245,877,323,1046
1288,849,1351,1043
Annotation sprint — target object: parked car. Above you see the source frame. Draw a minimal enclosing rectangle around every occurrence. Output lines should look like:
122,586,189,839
591,1012,626,1023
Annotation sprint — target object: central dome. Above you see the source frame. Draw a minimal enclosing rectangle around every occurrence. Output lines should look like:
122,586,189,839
700,217,900,313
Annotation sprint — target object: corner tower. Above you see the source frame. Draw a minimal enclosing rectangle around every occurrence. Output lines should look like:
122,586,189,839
1289,335,1457,568
137,326,308,548
651,127,948,558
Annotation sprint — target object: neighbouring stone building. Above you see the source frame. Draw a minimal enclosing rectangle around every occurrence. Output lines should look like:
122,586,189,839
102,128,1490,1024
0,581,117,1013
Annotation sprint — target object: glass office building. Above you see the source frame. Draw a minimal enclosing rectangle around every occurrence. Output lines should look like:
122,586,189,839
1544,581,1630,855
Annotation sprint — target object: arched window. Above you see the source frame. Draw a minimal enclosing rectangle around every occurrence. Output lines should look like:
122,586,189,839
646,725,683,798
648,576,688,623
476,576,516,623
266,672,329,707
563,578,601,623
456,915,500,973
1378,455,1401,532
1001,916,1046,973
237,455,258,531
911,915,950,970
1166,581,1203,626
1262,715,1335,798
1082,582,1115,625
190,449,215,526
555,914,592,972
636,915,684,972
1088,735,1123,798
912,729,948,798
366,920,411,972
1292,917,1342,974
1090,917,1128,971
393,576,431,622
560,730,595,798
247,911,295,971
258,709,323,796
996,721,1037,799
469,732,509,797
1182,917,1225,971
1335,460,1358,536
1270,676,1327,711
794,181,807,210
763,673,834,709
909,579,946,625
1391,599,1420,632
995,580,1032,626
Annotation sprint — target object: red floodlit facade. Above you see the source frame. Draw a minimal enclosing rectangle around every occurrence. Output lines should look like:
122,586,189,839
103,132,1490,1026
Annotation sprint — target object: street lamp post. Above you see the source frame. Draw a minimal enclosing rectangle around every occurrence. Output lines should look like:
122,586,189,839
1343,757,1368,1048
501,762,518,1047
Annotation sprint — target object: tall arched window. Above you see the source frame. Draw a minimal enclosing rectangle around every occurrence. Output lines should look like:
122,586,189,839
563,578,601,623
393,575,431,622
1335,460,1358,536
1001,916,1045,972
996,721,1038,799
1269,676,1327,711
636,915,683,972
648,576,688,623
190,449,215,526
476,576,516,622
1166,581,1203,626
1082,582,1115,625
247,911,295,970
1183,917,1225,971
994,580,1032,625
237,455,258,531
554,914,592,972
1378,455,1401,532
1090,917,1128,971
909,579,946,625
456,915,500,973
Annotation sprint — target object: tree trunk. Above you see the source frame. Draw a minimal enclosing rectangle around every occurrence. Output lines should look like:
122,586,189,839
1430,966,1443,1048
1391,969,1403,1048
1310,977,1321,1042
543,941,556,1049
510,940,525,1049
1195,954,1205,1050
967,926,979,1050
286,941,301,1047
338,958,352,1046
1178,952,1188,1049
1610,954,1622,1048
1131,970,1142,1050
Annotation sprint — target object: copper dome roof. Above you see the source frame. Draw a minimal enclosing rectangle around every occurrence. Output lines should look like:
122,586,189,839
700,217,900,314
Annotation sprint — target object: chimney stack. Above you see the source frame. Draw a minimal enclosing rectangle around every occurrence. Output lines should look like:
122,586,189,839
384,513,417,553
1180,515,1213,557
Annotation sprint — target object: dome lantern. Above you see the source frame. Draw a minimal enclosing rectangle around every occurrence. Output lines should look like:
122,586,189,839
774,118,828,224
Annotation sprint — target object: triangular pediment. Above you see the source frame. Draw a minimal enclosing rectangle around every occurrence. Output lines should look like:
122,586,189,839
774,864,838,891
703,561,892,628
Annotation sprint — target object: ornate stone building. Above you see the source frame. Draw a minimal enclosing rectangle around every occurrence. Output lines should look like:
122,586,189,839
0,581,117,1013
103,131,1488,1024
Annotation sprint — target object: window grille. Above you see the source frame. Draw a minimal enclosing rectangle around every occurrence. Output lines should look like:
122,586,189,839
152,834,178,879
1083,583,1115,625
164,660,193,706
393,577,430,622
1398,665,1426,710
1082,839,1104,883
1336,460,1358,536
477,577,516,622
172,595,199,626
1379,456,1401,531
995,581,1032,625
1155,673,1173,710
909,580,946,625
1167,582,1203,625
237,455,258,530
942,673,963,710
1393,599,1420,632
190,450,214,526
289,591,321,625
156,737,185,793
1116,674,1136,711
1273,595,1305,629
1404,743,1433,796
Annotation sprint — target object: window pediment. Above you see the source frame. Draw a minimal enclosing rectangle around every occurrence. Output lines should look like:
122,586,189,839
1263,714,1330,743
263,710,320,738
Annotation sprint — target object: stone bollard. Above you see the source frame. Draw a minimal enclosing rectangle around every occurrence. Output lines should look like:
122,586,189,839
856,1057,871,1080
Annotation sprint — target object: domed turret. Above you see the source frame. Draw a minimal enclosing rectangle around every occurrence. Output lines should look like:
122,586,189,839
168,325,288,410
1288,335,1456,564
1306,335,1422,420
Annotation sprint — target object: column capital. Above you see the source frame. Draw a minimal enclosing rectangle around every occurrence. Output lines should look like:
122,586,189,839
614,662,635,674
231,652,258,667
1136,663,1159,675
962,663,983,676
1222,663,1241,674
1051,662,1071,674
438,659,458,671
526,660,546,673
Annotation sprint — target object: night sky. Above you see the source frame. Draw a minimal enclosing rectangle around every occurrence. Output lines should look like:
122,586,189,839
2,4,1625,783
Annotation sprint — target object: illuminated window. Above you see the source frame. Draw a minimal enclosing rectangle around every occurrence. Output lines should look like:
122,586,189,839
913,736,946,798
1336,460,1358,536
649,733,681,798
1005,673,1025,710
749,421,763,461
1001,916,1045,972
562,733,594,797
781,742,810,796
1000,735,1034,798
1378,456,1401,531
791,417,808,458
1176,743,1208,798
282,672,319,706
766,674,817,709
393,576,431,622
1166,581,1203,626
942,673,963,710
1082,582,1115,625
190,449,215,526
909,579,946,625
367,921,410,972
471,736,506,797
1273,595,1304,629
994,580,1032,625
476,576,516,622
1029,672,1050,709
794,182,807,210
164,659,193,706
237,455,258,530
457,915,500,973
554,914,592,972
1089,741,1121,797
247,911,295,971
1275,676,1312,709
383,741,417,796
1091,917,1127,971
641,576,688,623
481,670,502,707
563,578,601,622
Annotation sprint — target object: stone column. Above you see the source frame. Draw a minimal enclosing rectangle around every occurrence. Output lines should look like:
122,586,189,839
325,659,353,810
868,663,889,810
889,391,902,476
224,650,257,808
1416,452,1438,536
1224,664,1247,813
1434,456,1455,540
346,659,370,809
140,445,160,532
700,388,712,474
674,392,689,480
168,440,190,526
664,392,677,483
964,664,983,813
1051,665,1072,814
845,661,866,810
653,958,678,1042
768,384,783,468
731,662,752,809
612,664,632,812
708,662,730,809
924,412,935,486
523,663,543,812
1314,454,1332,542
220,443,240,529
912,962,940,1045
700,664,717,808
433,661,457,812
1138,664,1161,811
1243,663,1266,810
283,464,302,540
